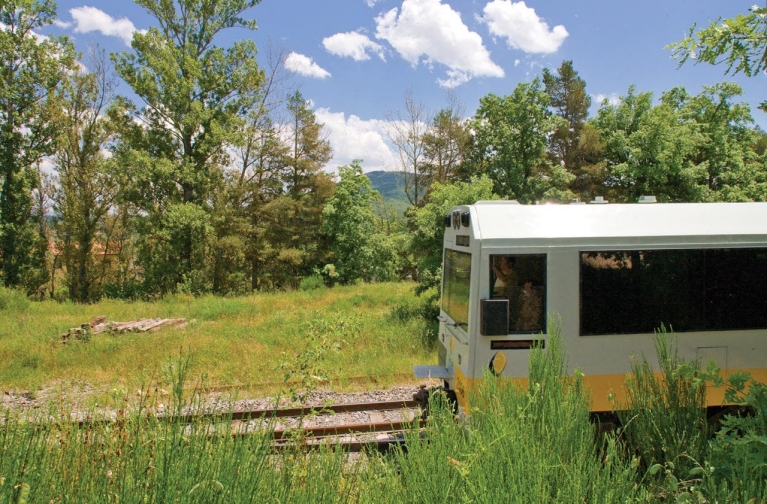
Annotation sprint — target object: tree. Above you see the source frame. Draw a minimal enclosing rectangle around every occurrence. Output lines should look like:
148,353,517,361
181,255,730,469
54,47,121,302
592,84,767,203
422,92,470,188
112,0,264,293
662,83,767,201
0,0,76,290
543,60,592,195
467,80,574,203
322,160,397,284
409,176,497,298
386,89,430,206
257,92,334,288
669,5,767,111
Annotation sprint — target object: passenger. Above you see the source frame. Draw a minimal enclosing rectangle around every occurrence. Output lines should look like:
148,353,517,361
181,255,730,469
492,256,517,297
515,279,543,332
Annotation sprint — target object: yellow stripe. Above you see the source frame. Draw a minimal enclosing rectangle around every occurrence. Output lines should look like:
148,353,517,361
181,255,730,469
456,368,767,413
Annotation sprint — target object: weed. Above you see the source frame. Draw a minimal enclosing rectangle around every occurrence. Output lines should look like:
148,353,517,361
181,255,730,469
618,326,709,483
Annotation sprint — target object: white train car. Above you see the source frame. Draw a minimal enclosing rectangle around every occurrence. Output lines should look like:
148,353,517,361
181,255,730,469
414,199,767,414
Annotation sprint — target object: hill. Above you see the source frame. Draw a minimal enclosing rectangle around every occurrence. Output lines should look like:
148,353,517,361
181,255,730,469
365,170,411,211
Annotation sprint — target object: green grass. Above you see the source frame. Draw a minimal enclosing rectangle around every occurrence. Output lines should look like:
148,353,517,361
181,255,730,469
0,282,436,401
2,321,767,502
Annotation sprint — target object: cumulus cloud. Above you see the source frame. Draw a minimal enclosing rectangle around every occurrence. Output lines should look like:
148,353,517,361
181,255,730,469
374,0,504,88
594,93,621,107
66,6,144,46
323,31,385,61
315,108,396,172
480,0,568,54
285,52,331,79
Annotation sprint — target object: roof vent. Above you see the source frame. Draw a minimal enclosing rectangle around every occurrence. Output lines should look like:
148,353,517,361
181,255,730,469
590,196,609,204
570,198,585,205
638,195,657,204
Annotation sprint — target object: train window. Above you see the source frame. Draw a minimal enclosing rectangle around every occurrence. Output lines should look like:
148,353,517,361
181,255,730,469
490,254,547,333
580,248,767,335
442,249,471,328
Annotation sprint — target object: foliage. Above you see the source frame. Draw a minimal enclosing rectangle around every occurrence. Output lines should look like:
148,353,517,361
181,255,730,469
0,285,30,311
467,79,575,203
422,93,470,189
592,83,767,202
669,5,767,111
618,327,709,482
408,176,497,299
543,61,591,173
0,0,77,291
322,160,397,284
54,47,122,303
111,0,264,293
707,372,767,496
276,311,361,403
298,273,324,291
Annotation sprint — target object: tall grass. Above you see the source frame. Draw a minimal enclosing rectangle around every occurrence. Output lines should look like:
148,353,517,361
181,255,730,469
618,327,709,479
0,357,352,503
4,321,767,501
359,323,643,503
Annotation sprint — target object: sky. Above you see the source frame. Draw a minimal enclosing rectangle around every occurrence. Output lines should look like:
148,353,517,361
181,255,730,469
43,0,767,173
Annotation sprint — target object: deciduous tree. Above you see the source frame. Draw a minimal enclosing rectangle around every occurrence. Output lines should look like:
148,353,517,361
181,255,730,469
669,5,767,111
322,160,397,284
54,47,121,302
467,80,574,203
112,0,264,293
0,0,76,290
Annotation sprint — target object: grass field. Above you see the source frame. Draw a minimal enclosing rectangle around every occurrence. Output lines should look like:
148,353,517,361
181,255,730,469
0,282,435,404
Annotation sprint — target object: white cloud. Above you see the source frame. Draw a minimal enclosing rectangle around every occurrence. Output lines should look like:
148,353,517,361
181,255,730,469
594,93,621,107
323,31,385,61
514,58,520,67
480,0,568,54
374,0,504,88
365,0,386,6
315,108,396,172
66,6,144,46
285,52,331,79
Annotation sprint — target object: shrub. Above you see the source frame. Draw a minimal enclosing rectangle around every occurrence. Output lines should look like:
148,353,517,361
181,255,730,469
0,286,31,312
618,327,709,486
299,274,325,291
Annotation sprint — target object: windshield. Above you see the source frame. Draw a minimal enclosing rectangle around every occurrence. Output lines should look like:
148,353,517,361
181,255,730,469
442,249,471,327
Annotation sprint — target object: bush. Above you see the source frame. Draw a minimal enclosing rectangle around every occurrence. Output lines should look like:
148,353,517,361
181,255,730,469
0,286,31,312
618,327,709,481
299,274,325,291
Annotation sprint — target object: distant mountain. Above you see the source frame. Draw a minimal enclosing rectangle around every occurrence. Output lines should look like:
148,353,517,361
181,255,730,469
365,170,411,211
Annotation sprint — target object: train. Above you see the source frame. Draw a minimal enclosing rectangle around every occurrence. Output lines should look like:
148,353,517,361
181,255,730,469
413,198,767,415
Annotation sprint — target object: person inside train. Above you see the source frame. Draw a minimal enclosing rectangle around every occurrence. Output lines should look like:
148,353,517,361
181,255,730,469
492,255,516,297
515,279,543,332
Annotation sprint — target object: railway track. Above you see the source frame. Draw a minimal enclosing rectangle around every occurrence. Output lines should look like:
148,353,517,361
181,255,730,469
74,398,425,453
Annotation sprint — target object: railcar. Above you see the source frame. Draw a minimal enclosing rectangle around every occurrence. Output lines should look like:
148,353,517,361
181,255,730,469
414,198,767,414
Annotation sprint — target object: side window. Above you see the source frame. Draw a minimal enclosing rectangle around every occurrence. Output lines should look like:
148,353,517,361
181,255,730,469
580,248,767,335
490,254,546,333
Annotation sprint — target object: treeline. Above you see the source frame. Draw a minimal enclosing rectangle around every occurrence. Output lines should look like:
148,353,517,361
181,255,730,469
1,0,766,303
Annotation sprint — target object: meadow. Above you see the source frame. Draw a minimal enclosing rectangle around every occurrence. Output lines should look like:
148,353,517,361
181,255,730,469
0,282,435,404
2,284,767,502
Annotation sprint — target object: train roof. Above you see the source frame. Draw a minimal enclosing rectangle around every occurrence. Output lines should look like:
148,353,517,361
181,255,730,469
459,201,767,243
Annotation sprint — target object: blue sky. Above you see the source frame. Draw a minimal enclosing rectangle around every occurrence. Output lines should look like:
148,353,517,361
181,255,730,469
45,0,766,172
